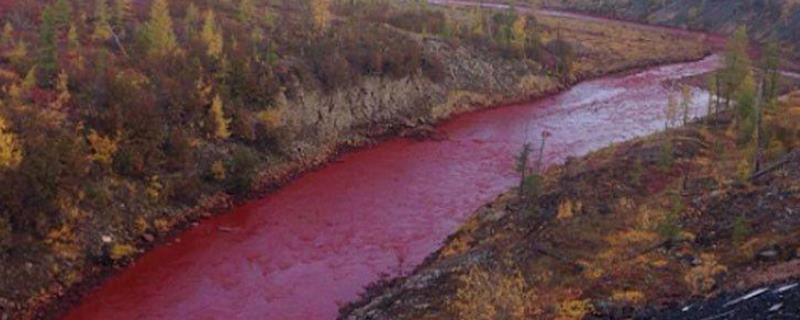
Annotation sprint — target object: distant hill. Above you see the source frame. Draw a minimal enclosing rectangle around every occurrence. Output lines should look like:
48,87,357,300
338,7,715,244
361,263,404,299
546,0,800,68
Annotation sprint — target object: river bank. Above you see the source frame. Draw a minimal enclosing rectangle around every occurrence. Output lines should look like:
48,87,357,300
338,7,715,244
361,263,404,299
339,84,800,319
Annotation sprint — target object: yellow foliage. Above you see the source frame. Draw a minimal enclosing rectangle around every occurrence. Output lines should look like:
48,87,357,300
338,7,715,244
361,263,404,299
211,160,226,181
210,95,230,140
258,108,283,129
52,71,71,110
511,15,527,48
309,0,332,33
577,260,604,280
144,0,179,58
450,266,537,319
606,229,659,247
135,217,149,234
146,176,163,201
46,225,80,260
87,130,118,167
0,21,12,47
557,299,593,320
611,290,645,304
154,218,170,233
684,253,728,295
557,199,576,220
0,114,22,170
201,10,224,59
110,243,137,261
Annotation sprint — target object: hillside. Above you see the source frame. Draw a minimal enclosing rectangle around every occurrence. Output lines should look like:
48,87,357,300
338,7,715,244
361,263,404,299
544,0,800,70
0,0,710,318
340,90,800,319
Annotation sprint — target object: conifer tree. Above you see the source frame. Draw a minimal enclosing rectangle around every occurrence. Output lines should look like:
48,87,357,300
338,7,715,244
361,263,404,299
238,0,255,24
52,0,73,29
38,5,59,84
761,40,780,103
0,114,22,170
511,15,527,53
201,10,224,59
142,0,179,58
1,22,14,48
210,94,231,139
92,0,113,41
184,3,201,37
112,0,133,28
67,23,80,51
309,0,332,33
721,26,752,109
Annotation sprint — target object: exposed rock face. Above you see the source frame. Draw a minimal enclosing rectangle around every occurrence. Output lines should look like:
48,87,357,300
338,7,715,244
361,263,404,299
281,37,557,167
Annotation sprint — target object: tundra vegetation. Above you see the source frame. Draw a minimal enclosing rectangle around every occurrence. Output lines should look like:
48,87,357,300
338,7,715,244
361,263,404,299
0,0,711,317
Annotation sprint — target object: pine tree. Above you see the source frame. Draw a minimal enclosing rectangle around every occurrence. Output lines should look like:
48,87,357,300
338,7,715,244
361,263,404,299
0,114,22,170
309,0,331,33
38,5,59,84
761,40,780,103
238,0,255,24
511,15,527,53
142,0,179,58
184,3,201,37
721,26,752,109
210,95,231,139
1,22,14,48
112,0,133,28
53,71,71,110
201,10,224,59
92,0,113,41
67,23,80,51
52,0,73,29
680,84,693,125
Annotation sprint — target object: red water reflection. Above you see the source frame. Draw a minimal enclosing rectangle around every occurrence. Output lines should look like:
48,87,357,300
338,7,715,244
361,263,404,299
63,55,721,320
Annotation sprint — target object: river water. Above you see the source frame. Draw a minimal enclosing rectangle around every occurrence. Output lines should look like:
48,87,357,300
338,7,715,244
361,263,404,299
62,54,721,319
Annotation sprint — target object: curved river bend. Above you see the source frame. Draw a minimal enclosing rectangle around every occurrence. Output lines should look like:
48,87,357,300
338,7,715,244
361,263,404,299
64,55,721,319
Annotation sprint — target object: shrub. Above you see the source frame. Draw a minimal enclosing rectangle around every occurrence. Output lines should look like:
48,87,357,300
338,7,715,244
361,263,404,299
226,147,260,195
450,266,537,319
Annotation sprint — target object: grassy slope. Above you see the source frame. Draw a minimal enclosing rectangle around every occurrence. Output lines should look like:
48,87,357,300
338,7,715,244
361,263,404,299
543,0,800,70
0,2,711,319
340,91,800,319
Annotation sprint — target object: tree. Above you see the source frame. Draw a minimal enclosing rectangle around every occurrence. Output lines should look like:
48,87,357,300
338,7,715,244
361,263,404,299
210,95,231,139
92,0,113,41
1,22,14,48
721,26,751,109
112,0,133,28
0,114,22,170
142,0,179,58
238,0,255,24
201,10,224,59
760,39,780,104
67,23,80,51
184,3,201,37
665,91,678,129
511,15,527,54
515,142,532,197
52,0,73,30
38,5,59,85
550,33,575,80
309,0,332,33
680,84,692,125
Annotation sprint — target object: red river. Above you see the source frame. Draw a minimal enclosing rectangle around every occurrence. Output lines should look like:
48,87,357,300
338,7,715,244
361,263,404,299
63,54,721,319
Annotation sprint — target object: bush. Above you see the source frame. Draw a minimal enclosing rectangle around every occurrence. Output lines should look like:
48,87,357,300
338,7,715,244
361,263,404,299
226,147,260,195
